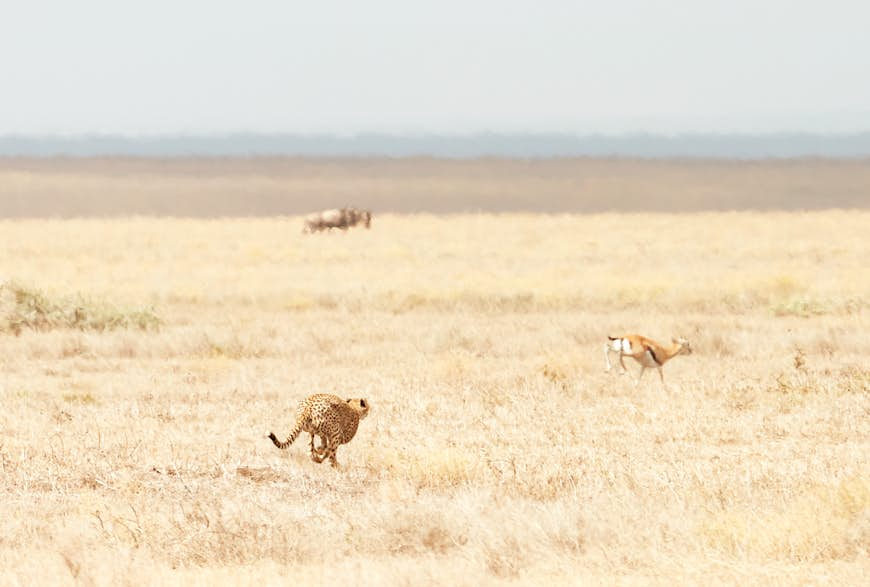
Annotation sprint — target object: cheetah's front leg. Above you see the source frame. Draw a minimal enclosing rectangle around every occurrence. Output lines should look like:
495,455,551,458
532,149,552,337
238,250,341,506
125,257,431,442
325,432,342,468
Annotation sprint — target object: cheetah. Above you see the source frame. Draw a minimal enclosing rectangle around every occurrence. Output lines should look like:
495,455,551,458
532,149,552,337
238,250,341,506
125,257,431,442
267,394,369,468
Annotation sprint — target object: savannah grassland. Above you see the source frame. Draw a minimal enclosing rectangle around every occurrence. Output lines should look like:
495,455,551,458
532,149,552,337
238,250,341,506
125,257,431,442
0,159,868,585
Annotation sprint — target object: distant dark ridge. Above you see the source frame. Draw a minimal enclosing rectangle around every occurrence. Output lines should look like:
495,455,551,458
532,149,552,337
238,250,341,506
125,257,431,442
2,158,868,217
2,133,870,159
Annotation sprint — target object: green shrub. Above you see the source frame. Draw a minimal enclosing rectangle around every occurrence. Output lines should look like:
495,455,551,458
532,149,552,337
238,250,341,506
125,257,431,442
770,297,829,318
0,281,160,335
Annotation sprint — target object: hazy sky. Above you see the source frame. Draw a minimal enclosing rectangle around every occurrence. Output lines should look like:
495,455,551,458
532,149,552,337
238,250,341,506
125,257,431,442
3,1,869,135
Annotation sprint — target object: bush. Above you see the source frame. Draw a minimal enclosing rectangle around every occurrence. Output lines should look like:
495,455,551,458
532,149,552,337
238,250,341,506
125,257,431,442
0,281,160,335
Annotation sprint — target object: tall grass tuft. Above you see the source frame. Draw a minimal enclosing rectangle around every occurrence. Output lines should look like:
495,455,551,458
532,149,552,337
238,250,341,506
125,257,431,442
0,281,160,335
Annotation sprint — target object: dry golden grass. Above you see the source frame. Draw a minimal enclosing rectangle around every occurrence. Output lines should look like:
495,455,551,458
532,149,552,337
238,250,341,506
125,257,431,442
0,208,868,585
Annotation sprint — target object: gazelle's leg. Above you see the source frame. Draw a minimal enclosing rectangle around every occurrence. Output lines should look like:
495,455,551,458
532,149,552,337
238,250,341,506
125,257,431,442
619,355,629,375
657,368,667,390
604,344,613,372
635,366,645,387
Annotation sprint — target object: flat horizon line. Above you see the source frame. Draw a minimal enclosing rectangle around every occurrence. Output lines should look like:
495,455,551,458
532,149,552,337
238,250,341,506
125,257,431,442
3,131,870,159
5,130,870,137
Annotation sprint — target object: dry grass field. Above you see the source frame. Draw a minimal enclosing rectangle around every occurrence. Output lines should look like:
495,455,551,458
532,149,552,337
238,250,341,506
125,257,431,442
0,160,868,585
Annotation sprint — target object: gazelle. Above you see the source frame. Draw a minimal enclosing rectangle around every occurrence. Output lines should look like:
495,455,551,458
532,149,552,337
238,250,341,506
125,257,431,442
604,334,692,388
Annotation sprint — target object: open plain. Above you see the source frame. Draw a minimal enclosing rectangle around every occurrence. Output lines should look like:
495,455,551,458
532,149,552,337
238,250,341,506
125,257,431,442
0,158,868,585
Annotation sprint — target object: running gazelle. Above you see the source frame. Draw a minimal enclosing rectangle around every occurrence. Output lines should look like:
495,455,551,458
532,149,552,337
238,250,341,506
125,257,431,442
604,334,692,388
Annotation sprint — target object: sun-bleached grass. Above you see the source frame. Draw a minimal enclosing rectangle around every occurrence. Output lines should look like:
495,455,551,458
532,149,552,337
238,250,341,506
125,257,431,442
0,211,867,585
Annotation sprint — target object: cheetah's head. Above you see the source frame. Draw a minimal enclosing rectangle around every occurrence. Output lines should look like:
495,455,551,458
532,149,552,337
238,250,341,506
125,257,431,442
347,398,370,419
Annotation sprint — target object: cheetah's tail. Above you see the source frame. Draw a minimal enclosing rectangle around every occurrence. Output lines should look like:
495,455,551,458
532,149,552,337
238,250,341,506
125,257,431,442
268,423,302,450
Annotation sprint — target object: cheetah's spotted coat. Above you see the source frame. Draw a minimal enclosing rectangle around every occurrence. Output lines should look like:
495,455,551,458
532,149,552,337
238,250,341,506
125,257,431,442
268,394,369,468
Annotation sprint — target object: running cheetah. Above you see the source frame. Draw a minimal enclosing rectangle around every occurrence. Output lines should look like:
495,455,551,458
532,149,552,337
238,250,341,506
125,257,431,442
267,394,370,468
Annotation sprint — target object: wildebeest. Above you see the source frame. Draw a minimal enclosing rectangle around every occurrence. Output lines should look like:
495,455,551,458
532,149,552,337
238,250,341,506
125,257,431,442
345,207,372,229
302,207,372,233
302,208,348,233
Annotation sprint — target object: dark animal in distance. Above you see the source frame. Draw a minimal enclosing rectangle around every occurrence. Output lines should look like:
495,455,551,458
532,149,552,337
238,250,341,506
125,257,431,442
302,208,347,233
345,207,372,229
302,207,372,233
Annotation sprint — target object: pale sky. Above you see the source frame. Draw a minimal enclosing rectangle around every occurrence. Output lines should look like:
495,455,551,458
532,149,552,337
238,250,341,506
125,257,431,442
2,0,869,135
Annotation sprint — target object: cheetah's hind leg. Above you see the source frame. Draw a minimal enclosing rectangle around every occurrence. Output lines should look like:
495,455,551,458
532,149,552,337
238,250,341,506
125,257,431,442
309,447,326,463
307,434,329,452
308,434,327,463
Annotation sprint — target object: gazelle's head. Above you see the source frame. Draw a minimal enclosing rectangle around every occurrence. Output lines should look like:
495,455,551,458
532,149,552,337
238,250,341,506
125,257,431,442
672,337,692,355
